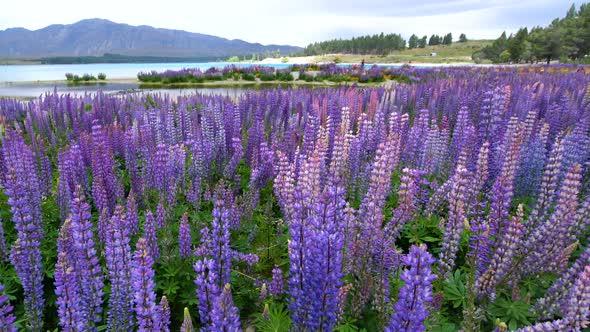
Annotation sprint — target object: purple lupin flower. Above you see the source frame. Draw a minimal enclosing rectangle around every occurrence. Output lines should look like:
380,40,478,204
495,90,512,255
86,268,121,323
144,211,160,262
126,191,139,235
386,245,436,332
156,200,166,229
223,137,243,179
514,320,565,332
0,283,17,332
180,308,195,332
210,191,232,287
522,164,583,275
3,131,44,330
302,184,346,331
518,265,590,331
178,212,192,259
386,167,420,240
534,238,590,318
132,238,160,331
105,206,134,330
159,296,170,332
153,143,168,192
560,265,590,330
259,283,268,300
194,258,220,326
525,138,565,234
90,120,121,215
0,217,7,262
55,218,82,331
439,164,471,278
70,185,104,328
476,205,524,299
210,284,242,332
269,266,284,297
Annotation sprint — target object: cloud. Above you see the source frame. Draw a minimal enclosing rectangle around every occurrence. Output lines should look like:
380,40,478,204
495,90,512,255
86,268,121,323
0,0,582,46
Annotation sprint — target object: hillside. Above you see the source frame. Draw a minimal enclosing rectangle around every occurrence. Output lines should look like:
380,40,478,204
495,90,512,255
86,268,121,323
0,19,302,58
311,40,493,64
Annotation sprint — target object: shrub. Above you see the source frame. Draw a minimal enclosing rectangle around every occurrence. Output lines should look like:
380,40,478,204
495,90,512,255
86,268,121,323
242,73,256,81
82,73,96,81
65,73,74,81
276,72,294,81
260,74,276,81
227,56,240,62
97,73,107,80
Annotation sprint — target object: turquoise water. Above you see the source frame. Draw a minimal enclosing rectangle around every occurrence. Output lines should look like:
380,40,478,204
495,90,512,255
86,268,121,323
0,62,293,82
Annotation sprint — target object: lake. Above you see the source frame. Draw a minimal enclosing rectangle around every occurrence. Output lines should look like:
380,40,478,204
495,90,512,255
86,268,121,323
0,62,295,97
0,62,295,83
0,61,442,97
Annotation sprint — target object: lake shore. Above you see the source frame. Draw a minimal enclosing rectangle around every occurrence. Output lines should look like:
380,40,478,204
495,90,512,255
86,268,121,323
0,77,395,98
1,76,391,88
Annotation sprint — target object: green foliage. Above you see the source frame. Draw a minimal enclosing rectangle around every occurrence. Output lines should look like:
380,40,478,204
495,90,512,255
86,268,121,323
481,3,590,63
429,34,444,46
304,32,406,56
459,33,468,43
408,34,419,49
489,297,534,330
499,50,512,63
254,302,292,332
419,36,427,48
227,56,241,62
97,72,107,80
259,74,276,81
443,33,453,45
443,270,467,309
334,317,367,332
275,72,294,81
81,73,96,81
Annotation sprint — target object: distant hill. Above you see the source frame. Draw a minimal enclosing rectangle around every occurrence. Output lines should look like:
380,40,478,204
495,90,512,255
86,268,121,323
308,40,493,64
0,19,302,58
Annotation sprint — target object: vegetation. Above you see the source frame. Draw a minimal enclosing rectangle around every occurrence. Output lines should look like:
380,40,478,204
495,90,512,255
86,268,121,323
1,65,590,331
427,33,453,46
478,2,590,63
310,40,492,64
64,72,100,82
304,33,406,56
136,63,418,85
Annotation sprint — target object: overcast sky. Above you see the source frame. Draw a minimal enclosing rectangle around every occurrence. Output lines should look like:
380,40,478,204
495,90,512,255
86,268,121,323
0,0,583,46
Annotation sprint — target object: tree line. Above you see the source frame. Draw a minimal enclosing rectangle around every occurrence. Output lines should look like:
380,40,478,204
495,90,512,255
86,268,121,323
407,33,467,49
477,3,590,63
304,32,467,55
303,33,406,56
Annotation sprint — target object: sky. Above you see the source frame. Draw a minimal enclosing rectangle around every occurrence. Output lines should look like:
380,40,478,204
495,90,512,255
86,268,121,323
0,0,584,47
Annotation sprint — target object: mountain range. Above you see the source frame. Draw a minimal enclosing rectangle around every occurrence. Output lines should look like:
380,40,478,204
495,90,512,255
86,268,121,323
0,19,301,58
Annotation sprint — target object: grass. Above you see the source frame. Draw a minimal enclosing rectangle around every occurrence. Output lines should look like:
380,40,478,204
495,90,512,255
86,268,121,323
312,40,494,64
